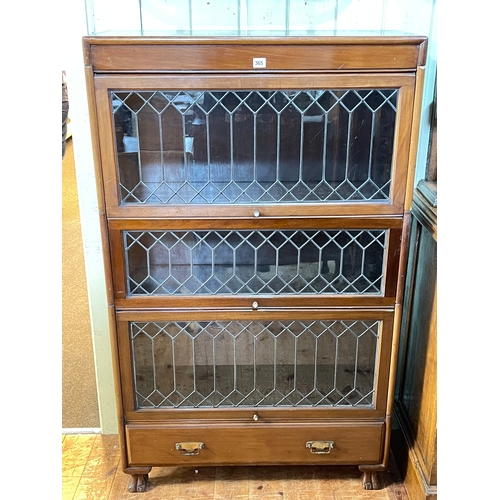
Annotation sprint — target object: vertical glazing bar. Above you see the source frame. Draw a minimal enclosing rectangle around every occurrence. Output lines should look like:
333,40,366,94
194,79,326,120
212,328,217,401
151,330,157,398
334,333,339,393
322,108,328,184
353,329,360,398
345,109,352,185
276,109,282,191
299,107,304,184
253,329,257,397
233,328,238,402
124,232,131,294
230,105,235,186
338,238,345,283
146,245,152,294
133,109,143,184
172,328,178,407
189,231,194,283
167,234,172,284
131,325,139,407
313,330,318,402
206,105,211,186
293,334,298,405
182,108,188,182
192,329,197,406
157,100,165,185
273,326,277,398
368,101,376,182
253,104,257,186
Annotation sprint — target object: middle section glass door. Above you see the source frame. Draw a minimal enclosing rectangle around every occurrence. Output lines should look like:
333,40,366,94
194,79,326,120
108,218,402,308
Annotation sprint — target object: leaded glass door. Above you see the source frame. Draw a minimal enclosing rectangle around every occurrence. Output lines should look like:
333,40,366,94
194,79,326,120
117,309,394,421
107,218,402,309
94,73,416,217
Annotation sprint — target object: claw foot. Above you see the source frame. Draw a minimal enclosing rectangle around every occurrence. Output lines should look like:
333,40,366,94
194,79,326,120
128,473,148,493
360,470,378,490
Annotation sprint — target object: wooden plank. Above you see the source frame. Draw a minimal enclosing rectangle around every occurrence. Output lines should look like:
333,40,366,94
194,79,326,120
62,434,96,478
90,43,420,72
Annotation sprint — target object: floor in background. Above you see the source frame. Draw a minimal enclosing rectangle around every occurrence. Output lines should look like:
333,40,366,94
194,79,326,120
62,433,409,500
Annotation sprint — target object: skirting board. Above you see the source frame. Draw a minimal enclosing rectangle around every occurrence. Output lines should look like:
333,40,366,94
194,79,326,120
62,428,101,435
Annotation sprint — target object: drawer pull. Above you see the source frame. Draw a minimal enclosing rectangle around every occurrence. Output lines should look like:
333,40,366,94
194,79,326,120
175,442,205,456
306,440,335,454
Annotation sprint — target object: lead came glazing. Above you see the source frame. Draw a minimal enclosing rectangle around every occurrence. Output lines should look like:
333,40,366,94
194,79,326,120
112,89,398,204
124,229,387,295
131,319,379,409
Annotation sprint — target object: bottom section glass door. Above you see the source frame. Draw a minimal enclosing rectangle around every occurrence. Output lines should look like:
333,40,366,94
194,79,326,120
117,311,394,415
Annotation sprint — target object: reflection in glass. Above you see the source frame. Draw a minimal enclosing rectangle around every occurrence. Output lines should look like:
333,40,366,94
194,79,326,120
131,319,379,409
112,89,398,204
124,229,386,295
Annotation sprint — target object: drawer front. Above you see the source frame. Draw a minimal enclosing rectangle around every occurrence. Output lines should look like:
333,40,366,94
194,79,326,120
125,421,384,467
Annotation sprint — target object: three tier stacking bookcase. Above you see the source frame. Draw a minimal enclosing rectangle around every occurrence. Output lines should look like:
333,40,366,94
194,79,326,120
83,35,427,492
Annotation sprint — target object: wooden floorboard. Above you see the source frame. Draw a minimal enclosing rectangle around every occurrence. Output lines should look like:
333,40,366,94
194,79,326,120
62,434,409,500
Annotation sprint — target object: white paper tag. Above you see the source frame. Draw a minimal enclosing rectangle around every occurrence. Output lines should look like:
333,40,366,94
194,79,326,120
253,57,266,69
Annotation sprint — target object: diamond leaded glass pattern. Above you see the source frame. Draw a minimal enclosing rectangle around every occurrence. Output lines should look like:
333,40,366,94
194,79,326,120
112,89,398,204
131,319,379,409
124,229,386,295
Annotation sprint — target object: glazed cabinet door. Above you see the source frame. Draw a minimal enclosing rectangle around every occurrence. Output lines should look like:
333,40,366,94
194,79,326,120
115,309,394,422
107,218,402,309
93,73,416,217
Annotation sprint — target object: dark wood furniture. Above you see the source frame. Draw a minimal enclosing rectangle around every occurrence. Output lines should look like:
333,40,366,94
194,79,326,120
83,35,427,492
392,180,437,500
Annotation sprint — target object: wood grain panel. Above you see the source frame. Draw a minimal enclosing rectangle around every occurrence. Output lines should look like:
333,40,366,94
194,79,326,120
125,420,384,466
86,37,426,73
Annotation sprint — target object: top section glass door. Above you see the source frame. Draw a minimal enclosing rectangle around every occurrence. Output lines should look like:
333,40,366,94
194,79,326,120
95,73,415,216
113,88,397,205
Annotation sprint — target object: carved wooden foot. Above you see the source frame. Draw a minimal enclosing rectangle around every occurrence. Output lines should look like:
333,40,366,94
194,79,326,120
128,473,149,493
362,470,376,490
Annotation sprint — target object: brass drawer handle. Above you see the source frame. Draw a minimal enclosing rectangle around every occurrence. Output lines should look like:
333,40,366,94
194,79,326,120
306,441,335,454
175,442,205,456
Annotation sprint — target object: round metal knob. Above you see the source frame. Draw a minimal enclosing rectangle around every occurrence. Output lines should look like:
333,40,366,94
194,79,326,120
253,414,259,421
252,301,259,310
253,210,260,217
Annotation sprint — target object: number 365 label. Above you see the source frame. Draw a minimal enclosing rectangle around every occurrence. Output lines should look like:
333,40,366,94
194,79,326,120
253,57,266,69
